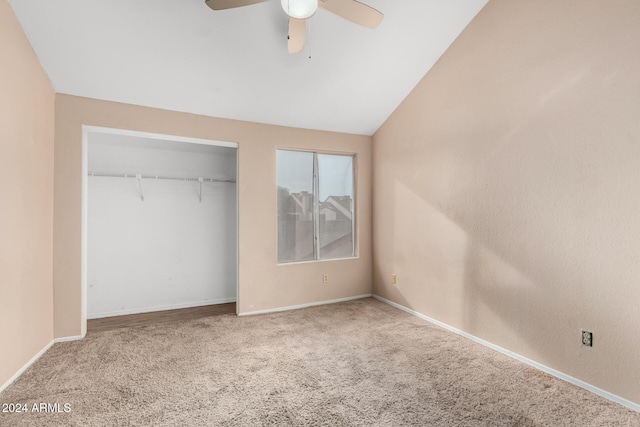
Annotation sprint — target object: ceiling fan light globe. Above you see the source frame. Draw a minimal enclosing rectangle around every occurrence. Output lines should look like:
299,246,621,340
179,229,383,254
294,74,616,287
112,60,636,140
281,0,317,19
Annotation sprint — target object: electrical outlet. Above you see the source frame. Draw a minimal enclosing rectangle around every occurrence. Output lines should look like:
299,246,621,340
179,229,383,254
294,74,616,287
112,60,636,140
581,330,593,347
391,274,397,285
322,273,328,283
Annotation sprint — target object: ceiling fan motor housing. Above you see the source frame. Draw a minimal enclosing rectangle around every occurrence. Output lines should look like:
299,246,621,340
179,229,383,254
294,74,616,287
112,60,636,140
281,0,318,19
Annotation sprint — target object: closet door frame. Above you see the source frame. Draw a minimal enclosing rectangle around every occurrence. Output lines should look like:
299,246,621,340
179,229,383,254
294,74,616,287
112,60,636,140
81,125,239,336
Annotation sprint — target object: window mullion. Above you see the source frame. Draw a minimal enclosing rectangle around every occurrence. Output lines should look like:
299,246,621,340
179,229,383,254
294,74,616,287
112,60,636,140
313,153,320,260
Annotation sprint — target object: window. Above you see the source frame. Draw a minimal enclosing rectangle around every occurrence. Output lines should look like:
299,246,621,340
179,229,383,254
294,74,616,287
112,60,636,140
277,150,355,263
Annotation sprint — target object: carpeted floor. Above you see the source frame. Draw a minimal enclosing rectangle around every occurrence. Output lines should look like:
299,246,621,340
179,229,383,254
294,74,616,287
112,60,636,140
1,298,638,426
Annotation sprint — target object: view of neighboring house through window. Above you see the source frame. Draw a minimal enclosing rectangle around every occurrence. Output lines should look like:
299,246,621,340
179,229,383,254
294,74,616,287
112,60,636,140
277,149,355,263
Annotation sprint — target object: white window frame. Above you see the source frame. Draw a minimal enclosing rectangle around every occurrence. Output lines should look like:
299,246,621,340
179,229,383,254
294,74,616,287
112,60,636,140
277,149,356,264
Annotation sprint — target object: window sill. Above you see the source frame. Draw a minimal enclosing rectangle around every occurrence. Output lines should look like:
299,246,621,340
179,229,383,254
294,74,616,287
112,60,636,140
277,256,359,266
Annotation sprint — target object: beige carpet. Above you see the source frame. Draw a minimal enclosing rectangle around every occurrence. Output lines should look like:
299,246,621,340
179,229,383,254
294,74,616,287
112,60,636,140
1,298,638,426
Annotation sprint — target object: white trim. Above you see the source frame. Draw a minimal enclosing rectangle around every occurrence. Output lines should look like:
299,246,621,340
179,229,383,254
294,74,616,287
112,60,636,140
87,298,237,319
235,145,240,315
372,294,640,413
0,341,54,394
239,294,372,317
54,335,85,343
81,127,89,338
81,125,238,148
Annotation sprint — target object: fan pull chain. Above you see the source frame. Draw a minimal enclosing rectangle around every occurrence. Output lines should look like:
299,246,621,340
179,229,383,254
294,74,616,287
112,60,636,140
307,17,312,60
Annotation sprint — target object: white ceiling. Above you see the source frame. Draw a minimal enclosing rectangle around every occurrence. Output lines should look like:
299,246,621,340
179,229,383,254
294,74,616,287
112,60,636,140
9,0,487,135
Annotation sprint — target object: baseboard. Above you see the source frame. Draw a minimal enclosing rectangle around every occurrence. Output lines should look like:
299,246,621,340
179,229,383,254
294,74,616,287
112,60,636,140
372,294,640,413
0,340,54,395
87,297,237,319
239,294,372,317
54,334,85,343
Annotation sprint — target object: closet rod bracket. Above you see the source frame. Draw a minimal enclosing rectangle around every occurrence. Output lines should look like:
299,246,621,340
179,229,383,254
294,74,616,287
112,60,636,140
136,174,144,201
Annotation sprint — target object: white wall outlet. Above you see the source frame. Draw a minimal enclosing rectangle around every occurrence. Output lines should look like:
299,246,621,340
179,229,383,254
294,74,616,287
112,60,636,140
581,329,593,347
391,274,397,285
322,273,329,283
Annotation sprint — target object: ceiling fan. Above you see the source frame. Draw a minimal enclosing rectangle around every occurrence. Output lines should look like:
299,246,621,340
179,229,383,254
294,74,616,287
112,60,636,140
205,0,383,53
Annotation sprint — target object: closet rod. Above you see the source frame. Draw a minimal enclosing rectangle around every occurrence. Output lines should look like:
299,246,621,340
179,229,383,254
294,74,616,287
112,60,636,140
88,172,236,184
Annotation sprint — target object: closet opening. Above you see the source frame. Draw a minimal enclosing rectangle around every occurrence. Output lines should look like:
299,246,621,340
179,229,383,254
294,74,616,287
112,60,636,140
81,126,238,334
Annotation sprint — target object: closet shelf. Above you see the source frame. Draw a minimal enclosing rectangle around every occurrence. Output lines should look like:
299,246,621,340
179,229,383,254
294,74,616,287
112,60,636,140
88,171,235,202
88,171,235,183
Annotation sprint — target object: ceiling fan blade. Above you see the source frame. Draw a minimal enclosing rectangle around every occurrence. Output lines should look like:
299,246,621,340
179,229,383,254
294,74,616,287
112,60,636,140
288,17,306,54
318,0,383,29
204,0,266,11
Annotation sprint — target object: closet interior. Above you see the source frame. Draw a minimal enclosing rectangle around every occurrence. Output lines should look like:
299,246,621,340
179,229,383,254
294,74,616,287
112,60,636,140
86,131,238,319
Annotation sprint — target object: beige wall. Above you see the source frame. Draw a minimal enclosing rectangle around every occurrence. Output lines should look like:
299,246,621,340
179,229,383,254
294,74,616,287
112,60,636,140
0,1,55,388
373,0,640,404
54,95,372,337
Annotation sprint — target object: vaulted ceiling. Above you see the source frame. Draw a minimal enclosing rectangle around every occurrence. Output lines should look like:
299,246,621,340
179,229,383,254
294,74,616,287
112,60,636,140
9,0,488,135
